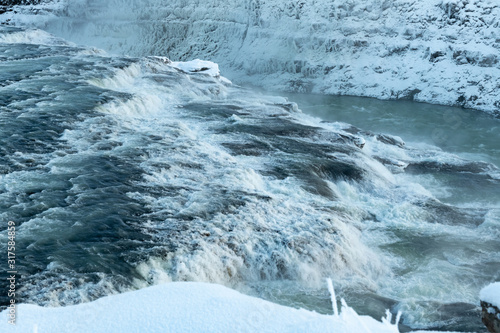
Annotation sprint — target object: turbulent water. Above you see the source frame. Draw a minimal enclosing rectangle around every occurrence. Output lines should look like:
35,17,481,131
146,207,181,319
0,21,499,333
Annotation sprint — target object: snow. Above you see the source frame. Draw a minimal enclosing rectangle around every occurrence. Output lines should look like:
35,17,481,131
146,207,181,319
4,0,496,115
480,282,500,308
0,282,458,333
171,59,221,78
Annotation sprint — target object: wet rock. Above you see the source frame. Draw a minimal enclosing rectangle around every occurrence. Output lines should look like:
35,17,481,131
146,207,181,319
376,134,405,148
415,199,486,226
372,156,408,173
481,301,500,333
405,160,496,175
339,133,365,149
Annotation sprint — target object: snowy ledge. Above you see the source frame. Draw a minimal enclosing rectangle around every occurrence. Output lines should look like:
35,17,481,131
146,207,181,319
480,282,500,333
1,282,460,333
481,283,500,308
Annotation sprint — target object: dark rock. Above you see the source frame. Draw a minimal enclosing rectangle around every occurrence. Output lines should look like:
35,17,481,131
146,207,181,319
481,301,500,333
0,6,13,14
405,160,496,175
1,0,44,5
376,134,405,147
372,156,407,173
430,51,446,62
400,88,422,100
457,95,467,105
414,198,487,226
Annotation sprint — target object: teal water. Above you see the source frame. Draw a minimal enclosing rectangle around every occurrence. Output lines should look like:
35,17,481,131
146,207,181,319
282,93,500,207
1,25,499,332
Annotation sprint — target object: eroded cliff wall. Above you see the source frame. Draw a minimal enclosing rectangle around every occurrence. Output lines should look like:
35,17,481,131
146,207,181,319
3,0,500,115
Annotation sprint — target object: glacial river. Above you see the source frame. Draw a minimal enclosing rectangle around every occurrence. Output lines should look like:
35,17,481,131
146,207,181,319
0,26,499,332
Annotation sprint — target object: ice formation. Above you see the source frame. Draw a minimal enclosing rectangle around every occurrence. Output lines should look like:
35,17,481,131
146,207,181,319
2,0,498,115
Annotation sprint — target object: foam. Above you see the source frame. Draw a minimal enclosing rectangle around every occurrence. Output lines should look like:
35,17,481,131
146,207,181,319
0,28,70,46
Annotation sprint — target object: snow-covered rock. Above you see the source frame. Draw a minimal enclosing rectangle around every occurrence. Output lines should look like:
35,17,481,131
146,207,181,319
481,283,500,308
3,0,496,115
171,59,221,78
480,283,500,333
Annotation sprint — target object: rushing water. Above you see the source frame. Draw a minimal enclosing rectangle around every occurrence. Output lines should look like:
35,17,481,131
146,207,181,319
281,93,500,207
270,93,500,331
0,26,499,332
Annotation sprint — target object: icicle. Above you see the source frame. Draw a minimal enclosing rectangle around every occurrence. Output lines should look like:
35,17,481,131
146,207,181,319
326,278,338,317
395,311,402,326
385,309,392,323
342,298,372,333
381,309,402,331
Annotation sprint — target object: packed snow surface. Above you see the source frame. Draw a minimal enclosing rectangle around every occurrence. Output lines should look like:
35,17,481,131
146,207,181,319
2,0,499,115
480,282,500,308
0,282,458,333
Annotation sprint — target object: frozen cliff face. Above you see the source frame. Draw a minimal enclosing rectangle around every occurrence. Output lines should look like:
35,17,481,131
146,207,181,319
2,0,500,115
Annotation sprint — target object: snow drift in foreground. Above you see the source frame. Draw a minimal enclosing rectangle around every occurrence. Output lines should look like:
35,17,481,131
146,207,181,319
1,282,457,333
1,0,499,116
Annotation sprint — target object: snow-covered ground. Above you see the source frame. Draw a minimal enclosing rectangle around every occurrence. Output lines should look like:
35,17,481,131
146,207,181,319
0,281,460,333
2,0,498,116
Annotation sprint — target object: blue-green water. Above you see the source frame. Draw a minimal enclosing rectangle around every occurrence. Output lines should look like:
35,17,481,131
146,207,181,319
0,26,499,332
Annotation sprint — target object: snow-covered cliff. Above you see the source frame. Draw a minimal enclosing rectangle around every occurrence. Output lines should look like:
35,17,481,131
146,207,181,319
2,0,500,115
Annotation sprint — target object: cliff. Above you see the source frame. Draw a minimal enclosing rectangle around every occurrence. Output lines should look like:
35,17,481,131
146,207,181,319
2,0,499,114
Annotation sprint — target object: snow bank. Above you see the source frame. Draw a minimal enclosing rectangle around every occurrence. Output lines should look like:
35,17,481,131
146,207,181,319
480,282,500,308
0,282,455,333
480,283,500,333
